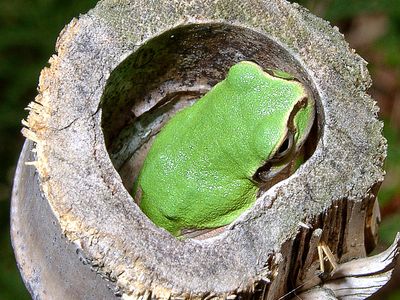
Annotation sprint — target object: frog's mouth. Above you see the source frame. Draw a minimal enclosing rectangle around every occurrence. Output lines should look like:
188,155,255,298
254,161,291,182
253,121,297,184
253,95,314,186
252,160,294,196
252,153,297,195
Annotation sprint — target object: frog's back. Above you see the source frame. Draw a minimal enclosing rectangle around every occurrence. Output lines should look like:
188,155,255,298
137,81,258,233
136,61,308,236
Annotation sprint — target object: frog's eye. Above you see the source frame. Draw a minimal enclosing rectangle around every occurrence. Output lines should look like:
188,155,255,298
274,132,294,159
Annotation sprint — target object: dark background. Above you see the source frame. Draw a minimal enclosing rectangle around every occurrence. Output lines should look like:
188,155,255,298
0,0,399,298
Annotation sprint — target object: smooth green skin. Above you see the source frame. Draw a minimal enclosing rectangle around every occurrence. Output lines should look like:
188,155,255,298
134,61,315,237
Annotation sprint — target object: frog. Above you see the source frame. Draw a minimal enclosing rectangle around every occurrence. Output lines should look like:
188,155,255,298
133,61,315,237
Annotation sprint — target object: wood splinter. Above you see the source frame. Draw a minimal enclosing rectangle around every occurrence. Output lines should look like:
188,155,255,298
297,234,400,299
318,242,338,274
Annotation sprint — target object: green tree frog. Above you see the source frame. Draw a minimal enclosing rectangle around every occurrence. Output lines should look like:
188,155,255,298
133,61,315,237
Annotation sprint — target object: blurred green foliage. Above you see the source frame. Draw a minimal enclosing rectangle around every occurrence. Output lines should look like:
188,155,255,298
294,0,400,66
0,0,98,298
380,213,400,245
389,289,400,300
380,122,400,207
1,0,399,298
334,1,400,65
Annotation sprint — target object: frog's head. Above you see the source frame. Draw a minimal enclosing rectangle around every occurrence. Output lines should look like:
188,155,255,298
254,93,315,183
227,61,315,183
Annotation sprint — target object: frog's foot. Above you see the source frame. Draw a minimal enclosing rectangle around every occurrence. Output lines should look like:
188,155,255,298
180,226,228,240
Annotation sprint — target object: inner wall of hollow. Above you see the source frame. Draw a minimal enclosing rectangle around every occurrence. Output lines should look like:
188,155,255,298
100,23,322,191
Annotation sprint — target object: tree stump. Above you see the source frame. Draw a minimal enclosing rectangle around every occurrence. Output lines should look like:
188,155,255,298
11,0,399,299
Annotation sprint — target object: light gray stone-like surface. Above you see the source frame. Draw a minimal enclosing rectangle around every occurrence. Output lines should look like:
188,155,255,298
15,0,387,299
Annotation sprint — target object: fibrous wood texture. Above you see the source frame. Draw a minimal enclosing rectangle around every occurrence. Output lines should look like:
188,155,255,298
11,0,398,299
